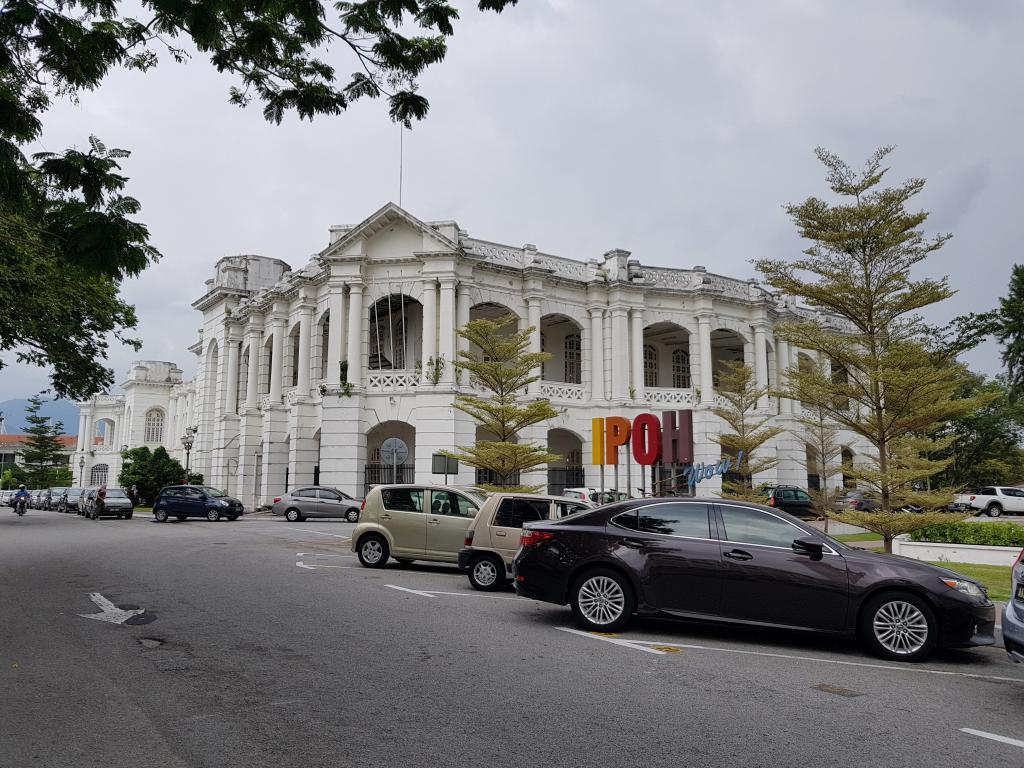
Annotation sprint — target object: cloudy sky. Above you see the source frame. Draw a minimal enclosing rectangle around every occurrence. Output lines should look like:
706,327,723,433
3,0,1020,402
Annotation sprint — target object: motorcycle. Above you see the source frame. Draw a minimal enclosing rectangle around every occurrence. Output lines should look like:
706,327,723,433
13,497,27,516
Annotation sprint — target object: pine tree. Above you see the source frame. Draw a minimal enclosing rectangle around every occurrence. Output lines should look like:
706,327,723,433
792,365,844,532
444,313,560,492
996,264,1024,396
20,393,70,488
712,361,784,502
755,147,981,551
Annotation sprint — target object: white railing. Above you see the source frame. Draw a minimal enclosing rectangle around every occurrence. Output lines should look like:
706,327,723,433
538,381,587,402
644,387,696,406
366,369,419,391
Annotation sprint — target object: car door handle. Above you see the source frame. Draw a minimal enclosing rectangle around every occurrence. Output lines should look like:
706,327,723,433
380,513,391,521
495,530,507,537
724,549,753,561
428,518,440,525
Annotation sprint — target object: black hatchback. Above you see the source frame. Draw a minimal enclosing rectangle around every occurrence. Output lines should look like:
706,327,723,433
513,498,996,662
152,485,245,522
760,485,817,519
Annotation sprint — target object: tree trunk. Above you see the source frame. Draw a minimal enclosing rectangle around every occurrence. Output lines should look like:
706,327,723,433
884,535,893,554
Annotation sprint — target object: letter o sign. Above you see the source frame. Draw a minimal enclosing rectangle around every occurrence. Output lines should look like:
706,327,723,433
631,413,662,465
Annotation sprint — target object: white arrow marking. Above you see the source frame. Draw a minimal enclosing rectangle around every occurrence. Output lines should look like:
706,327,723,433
295,561,350,570
385,584,438,598
78,593,145,625
557,627,667,654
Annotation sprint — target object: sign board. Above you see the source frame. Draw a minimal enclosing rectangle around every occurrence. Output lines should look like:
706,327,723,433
432,454,459,475
380,437,409,466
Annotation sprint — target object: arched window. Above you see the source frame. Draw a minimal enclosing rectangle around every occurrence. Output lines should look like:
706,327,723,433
564,334,582,384
144,409,164,444
643,345,658,388
90,464,109,485
671,348,691,388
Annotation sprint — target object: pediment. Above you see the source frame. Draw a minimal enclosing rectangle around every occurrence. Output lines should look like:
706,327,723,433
320,202,461,260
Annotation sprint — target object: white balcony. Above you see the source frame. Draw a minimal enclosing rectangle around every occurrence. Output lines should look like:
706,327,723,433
644,387,696,406
366,369,420,392
538,381,587,402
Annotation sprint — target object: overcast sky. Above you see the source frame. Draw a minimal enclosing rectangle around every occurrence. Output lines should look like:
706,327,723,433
3,0,1019,402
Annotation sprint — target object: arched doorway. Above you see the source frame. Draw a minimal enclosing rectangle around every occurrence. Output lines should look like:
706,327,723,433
539,314,583,385
90,463,109,486
642,322,692,403
711,329,746,389
365,421,416,495
369,294,423,372
547,428,584,495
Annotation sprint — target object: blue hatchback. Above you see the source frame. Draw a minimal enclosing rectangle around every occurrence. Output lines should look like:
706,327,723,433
1003,549,1024,663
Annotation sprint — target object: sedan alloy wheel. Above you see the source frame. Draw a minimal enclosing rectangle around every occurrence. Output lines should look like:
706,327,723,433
570,569,635,631
862,592,936,662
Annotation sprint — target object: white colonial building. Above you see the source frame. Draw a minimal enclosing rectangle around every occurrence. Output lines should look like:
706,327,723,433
74,203,869,506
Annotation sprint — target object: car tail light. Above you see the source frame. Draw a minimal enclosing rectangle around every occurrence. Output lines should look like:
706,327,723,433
360,498,366,510
767,495,775,507
520,529,554,548
273,497,281,503
464,530,475,547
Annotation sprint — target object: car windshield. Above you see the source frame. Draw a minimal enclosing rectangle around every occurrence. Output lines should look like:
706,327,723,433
106,490,127,498
201,487,227,497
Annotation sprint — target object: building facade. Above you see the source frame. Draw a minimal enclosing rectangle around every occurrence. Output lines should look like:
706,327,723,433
75,203,869,505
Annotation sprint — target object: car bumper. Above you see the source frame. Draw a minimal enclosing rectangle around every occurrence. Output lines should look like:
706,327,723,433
1002,599,1024,662
97,506,133,516
940,600,997,648
511,555,570,605
457,548,473,570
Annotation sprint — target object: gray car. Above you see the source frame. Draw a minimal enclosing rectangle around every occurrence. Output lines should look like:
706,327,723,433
272,486,363,522
1004,548,1024,663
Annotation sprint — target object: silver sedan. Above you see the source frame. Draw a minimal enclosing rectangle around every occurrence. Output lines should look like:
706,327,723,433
271,486,363,522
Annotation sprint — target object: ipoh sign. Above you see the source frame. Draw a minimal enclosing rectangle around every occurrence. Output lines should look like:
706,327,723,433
591,410,742,487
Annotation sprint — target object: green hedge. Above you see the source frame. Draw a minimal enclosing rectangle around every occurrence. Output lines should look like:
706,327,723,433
909,522,1024,547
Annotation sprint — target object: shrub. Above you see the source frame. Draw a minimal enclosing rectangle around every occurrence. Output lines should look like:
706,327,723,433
909,522,1024,547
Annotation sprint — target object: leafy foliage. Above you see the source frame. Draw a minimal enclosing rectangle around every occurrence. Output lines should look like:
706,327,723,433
444,313,560,491
1,0,519,396
756,147,992,513
829,510,970,553
995,264,1024,396
909,521,1024,547
118,445,190,503
19,393,72,487
711,361,783,501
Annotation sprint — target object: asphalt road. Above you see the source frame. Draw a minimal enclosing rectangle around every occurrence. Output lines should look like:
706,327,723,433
2,508,1023,768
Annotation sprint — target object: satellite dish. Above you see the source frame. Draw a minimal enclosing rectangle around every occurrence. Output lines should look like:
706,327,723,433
379,437,409,466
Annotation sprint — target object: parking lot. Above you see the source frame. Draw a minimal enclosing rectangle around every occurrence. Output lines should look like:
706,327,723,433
2,507,1023,767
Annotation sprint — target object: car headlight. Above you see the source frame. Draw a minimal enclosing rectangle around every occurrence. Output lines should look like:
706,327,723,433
215,499,229,507
942,578,984,597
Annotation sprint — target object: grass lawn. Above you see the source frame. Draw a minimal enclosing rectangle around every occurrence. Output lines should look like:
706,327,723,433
135,506,152,513
833,532,882,543
927,561,1013,603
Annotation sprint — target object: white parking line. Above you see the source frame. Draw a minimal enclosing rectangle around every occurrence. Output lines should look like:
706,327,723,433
296,561,353,570
558,629,1024,684
296,553,355,558
385,584,519,600
279,527,351,539
960,728,1024,749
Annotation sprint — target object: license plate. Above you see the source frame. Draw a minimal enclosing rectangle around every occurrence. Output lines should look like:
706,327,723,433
1016,583,1024,602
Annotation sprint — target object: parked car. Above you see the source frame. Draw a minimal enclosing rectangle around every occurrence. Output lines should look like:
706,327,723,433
271,486,363,522
459,493,592,590
44,487,68,511
352,484,488,568
563,488,631,504
1004,548,1024,663
0,490,11,506
77,487,95,515
59,488,85,513
83,488,134,519
831,489,880,512
760,485,817,519
29,489,43,509
953,487,1024,517
512,497,996,662
152,485,245,522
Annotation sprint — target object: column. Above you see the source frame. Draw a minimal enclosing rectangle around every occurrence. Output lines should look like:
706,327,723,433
167,395,178,447
296,305,313,396
346,282,364,387
82,411,93,453
268,316,285,403
326,284,346,385
244,323,263,408
589,307,604,400
225,337,241,414
439,278,456,384
776,338,791,415
526,296,541,395
753,324,769,409
456,283,471,359
76,412,87,452
421,278,437,383
630,307,644,400
610,307,629,400
698,315,714,405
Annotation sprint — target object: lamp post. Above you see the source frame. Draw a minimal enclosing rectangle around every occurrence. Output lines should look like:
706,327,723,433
78,455,85,486
182,426,198,482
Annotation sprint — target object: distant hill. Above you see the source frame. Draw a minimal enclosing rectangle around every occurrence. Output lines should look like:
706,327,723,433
0,398,79,436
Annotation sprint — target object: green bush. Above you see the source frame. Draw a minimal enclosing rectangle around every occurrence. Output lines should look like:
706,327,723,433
909,522,1024,547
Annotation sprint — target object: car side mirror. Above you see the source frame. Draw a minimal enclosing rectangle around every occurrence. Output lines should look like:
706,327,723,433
792,537,824,561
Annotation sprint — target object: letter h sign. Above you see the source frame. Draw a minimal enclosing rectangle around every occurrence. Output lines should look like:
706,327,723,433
591,410,694,466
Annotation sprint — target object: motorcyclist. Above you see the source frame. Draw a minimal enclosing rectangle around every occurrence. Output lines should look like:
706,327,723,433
12,484,30,514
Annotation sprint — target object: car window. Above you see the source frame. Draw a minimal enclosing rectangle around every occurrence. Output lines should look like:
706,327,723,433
430,490,477,517
318,489,341,501
981,487,995,495
494,498,550,527
781,489,797,500
795,490,811,501
720,506,803,548
339,490,353,500
636,502,711,538
556,501,589,518
381,488,424,512
293,488,317,499
611,510,639,530
185,487,205,499
202,486,227,497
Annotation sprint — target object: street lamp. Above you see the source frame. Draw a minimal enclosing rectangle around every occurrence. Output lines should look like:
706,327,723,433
78,455,85,486
182,426,198,482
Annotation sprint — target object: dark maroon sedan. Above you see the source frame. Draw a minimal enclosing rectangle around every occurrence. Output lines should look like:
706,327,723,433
512,498,996,662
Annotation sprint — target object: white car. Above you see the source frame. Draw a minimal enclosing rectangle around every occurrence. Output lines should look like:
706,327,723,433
562,487,632,504
954,486,1024,517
